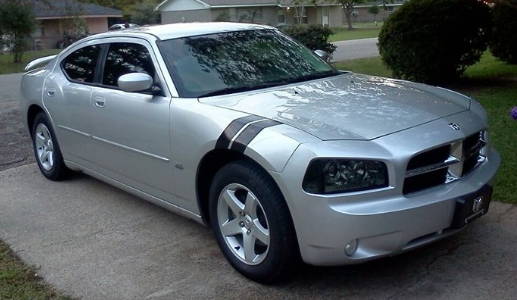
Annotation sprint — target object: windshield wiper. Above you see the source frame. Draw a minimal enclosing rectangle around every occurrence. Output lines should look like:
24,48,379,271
197,81,290,98
197,71,339,98
285,70,340,84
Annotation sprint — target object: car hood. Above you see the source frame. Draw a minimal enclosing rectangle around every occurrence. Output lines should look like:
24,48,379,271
199,73,471,140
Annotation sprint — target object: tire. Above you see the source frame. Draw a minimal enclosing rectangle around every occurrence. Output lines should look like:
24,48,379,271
209,160,298,283
31,112,70,181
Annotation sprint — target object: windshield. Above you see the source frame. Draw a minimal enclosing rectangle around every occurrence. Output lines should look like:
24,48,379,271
158,29,339,98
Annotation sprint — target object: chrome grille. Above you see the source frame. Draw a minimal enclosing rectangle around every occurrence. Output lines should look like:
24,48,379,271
403,131,487,195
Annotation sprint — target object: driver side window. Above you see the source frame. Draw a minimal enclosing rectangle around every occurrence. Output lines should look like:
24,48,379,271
102,43,156,87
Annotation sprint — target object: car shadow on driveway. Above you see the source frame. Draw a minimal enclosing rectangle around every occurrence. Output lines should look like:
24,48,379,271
0,164,516,300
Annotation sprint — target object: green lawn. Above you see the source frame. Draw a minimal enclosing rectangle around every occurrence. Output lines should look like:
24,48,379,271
334,53,517,204
0,241,70,299
329,22,382,42
0,49,61,75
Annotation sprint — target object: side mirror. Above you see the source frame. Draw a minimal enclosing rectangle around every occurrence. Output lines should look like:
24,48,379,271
118,73,153,93
314,49,330,62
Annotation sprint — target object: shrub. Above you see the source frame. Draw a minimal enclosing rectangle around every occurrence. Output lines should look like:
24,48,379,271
490,0,517,64
280,25,336,54
378,0,491,83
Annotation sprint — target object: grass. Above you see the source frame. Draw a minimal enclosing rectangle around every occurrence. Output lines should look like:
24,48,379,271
329,22,382,42
334,52,517,204
0,240,70,299
0,49,61,75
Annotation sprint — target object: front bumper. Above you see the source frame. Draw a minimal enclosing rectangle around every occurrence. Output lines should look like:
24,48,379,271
273,145,500,266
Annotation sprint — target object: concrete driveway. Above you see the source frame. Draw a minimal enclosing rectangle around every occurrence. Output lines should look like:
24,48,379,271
1,164,517,299
331,38,379,62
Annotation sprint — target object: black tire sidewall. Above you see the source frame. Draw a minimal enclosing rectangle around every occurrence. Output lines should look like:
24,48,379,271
209,160,298,283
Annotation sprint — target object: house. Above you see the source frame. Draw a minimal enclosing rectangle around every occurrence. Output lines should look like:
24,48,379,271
31,0,122,49
156,0,405,27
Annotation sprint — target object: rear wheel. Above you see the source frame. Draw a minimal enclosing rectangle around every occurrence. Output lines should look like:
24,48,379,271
31,112,70,180
209,160,298,283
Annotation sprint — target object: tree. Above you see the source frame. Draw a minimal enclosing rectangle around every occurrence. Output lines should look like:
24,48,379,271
335,0,362,30
0,0,36,63
378,0,491,83
490,0,517,64
281,0,320,24
335,0,393,30
127,0,160,25
368,4,380,22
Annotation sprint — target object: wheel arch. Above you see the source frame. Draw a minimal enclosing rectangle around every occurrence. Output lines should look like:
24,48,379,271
196,149,287,225
27,104,45,134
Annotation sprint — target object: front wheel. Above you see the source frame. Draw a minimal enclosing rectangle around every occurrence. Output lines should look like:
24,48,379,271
209,160,298,283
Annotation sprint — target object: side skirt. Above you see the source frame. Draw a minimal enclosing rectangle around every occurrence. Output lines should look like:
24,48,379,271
64,160,205,225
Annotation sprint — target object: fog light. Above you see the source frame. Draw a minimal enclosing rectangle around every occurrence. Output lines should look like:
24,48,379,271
344,239,358,257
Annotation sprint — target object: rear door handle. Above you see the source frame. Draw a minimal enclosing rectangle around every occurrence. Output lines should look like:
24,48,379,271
47,89,56,97
94,96,105,108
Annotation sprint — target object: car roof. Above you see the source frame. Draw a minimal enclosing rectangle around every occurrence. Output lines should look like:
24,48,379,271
89,22,275,41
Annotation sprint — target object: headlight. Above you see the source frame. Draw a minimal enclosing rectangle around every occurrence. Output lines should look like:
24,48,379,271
302,159,388,194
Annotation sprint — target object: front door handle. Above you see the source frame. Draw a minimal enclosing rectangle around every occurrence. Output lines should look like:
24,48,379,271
94,96,105,108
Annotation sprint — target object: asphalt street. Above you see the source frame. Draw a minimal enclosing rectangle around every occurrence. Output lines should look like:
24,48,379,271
331,38,379,62
0,73,34,171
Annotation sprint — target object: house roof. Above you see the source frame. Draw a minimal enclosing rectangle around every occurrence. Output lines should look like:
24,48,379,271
202,0,278,6
30,0,122,19
156,0,336,10
157,0,406,10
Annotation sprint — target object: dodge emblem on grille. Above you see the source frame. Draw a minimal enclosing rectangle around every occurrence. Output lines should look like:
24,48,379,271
448,123,461,131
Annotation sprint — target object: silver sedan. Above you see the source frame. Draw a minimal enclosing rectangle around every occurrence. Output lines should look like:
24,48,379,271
20,23,500,283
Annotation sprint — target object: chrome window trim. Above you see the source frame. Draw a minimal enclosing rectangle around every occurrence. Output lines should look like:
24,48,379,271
54,36,178,98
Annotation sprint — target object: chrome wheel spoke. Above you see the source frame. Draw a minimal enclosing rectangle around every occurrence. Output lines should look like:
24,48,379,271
41,150,49,162
243,233,257,263
223,189,244,215
252,220,269,245
244,192,258,218
47,151,54,166
220,218,242,237
36,133,46,143
47,140,54,152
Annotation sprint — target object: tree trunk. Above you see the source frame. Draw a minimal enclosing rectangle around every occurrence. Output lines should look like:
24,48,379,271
345,9,353,30
12,35,24,63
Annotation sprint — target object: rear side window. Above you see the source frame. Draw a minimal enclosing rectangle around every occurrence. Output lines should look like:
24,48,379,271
62,45,101,83
102,43,156,87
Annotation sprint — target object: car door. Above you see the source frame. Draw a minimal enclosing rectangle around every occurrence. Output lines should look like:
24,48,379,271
88,40,174,200
43,44,102,162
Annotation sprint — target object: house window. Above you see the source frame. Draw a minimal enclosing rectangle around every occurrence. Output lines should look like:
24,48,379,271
238,8,262,23
277,9,286,24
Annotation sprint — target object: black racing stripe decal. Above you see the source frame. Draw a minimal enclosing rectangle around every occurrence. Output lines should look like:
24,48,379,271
230,119,281,153
215,115,263,149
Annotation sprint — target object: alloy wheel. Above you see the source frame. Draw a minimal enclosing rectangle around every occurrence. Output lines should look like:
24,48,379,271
217,183,270,265
34,123,54,171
